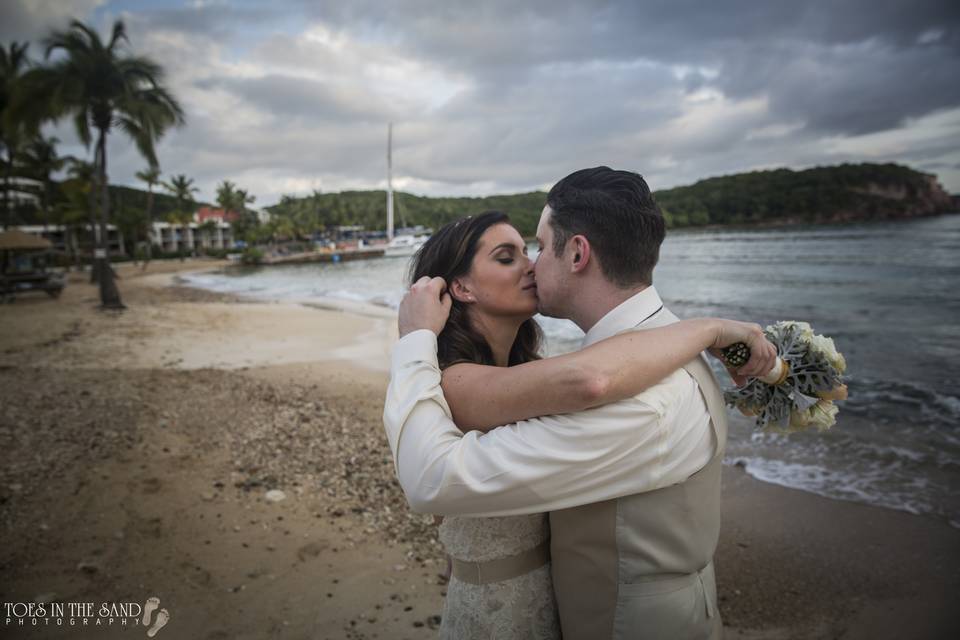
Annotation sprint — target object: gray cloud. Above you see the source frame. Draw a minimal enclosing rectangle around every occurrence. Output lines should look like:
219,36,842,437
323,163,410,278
0,0,104,43
196,74,390,123
3,0,959,204
299,0,960,135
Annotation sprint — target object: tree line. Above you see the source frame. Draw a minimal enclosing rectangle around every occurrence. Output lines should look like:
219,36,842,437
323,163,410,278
264,162,951,238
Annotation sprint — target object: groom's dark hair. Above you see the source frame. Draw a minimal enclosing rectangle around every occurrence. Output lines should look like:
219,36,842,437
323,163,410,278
546,166,665,287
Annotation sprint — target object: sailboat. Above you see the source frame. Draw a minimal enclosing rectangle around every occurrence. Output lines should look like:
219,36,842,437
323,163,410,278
383,123,430,257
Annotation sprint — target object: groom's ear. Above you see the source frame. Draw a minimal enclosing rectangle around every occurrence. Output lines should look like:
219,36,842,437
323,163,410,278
449,277,474,303
570,235,591,273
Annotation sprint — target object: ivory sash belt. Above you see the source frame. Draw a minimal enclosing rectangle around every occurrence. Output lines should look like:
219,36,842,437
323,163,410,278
450,538,551,585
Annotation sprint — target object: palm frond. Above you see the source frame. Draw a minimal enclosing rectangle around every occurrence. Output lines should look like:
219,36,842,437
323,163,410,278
73,111,92,149
44,26,93,60
0,42,31,75
70,20,104,52
117,114,158,168
117,55,164,85
108,20,129,51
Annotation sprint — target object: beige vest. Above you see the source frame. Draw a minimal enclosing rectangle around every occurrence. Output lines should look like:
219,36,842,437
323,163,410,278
550,308,727,640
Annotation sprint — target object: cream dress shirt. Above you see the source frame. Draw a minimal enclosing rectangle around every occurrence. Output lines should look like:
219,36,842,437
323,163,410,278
383,286,714,517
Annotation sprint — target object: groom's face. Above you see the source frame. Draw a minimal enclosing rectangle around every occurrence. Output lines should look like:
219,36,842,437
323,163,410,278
533,206,568,318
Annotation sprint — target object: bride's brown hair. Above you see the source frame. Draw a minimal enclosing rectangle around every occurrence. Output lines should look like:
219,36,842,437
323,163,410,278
408,211,543,369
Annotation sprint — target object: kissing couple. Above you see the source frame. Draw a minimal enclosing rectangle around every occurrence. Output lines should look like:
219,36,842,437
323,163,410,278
383,166,778,639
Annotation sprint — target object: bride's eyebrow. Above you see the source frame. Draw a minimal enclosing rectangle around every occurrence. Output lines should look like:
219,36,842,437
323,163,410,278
488,242,520,255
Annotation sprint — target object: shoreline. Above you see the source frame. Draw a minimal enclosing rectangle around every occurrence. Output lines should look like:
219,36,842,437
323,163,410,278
0,259,957,638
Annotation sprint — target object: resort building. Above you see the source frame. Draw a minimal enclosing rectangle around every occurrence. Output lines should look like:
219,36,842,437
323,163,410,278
149,220,234,252
15,218,235,257
18,224,126,256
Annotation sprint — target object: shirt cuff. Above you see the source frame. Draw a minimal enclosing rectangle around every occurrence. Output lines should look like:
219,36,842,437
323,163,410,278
392,329,440,370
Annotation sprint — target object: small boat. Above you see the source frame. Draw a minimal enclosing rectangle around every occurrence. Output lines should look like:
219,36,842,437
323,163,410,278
384,234,428,257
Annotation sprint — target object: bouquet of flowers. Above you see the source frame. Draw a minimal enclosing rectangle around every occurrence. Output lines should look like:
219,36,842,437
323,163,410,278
722,321,847,432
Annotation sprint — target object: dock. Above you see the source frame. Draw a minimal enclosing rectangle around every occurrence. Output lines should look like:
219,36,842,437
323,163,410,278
258,247,385,266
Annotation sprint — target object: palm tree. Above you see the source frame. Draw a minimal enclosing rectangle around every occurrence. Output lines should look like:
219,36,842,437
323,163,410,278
0,42,32,229
21,136,66,230
162,173,198,262
55,174,92,271
17,19,184,309
218,180,259,244
135,167,161,269
235,187,258,242
236,188,255,211
215,179,237,213
67,157,99,278
199,219,218,251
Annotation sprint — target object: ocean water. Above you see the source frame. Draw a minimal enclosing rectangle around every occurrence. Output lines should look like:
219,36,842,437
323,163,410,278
182,214,960,526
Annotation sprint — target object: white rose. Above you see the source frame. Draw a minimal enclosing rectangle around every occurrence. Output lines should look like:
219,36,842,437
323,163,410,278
787,400,838,432
810,334,846,374
788,406,813,431
808,400,838,431
794,322,814,341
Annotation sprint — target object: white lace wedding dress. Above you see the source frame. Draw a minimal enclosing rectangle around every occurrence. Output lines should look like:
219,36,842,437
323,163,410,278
437,513,561,639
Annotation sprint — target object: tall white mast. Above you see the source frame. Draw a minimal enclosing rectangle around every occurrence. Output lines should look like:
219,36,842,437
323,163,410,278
386,122,394,241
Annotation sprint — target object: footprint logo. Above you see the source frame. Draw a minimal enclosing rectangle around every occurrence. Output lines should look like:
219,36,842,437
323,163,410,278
146,609,169,638
141,596,170,637
142,598,159,626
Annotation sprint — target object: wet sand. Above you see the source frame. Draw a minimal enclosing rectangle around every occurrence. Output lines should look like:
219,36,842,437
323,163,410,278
0,259,957,639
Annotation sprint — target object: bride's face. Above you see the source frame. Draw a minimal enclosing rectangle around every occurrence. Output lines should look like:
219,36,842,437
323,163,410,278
454,223,538,319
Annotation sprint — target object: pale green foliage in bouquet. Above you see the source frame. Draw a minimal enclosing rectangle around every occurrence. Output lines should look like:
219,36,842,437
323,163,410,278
725,321,847,432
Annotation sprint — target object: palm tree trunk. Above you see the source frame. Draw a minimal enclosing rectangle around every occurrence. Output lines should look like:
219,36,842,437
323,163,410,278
70,226,82,271
142,186,154,270
41,181,50,232
3,150,13,230
95,130,124,309
88,172,99,283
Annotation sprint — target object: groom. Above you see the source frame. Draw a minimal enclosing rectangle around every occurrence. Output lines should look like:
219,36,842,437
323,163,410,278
385,167,750,639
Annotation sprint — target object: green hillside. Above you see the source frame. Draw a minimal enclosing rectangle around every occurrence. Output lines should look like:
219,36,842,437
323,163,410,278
654,163,953,227
266,163,954,237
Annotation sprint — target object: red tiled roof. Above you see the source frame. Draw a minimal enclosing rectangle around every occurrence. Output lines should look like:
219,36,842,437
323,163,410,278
196,206,239,222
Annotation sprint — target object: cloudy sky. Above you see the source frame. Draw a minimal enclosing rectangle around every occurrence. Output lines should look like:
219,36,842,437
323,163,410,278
3,0,959,207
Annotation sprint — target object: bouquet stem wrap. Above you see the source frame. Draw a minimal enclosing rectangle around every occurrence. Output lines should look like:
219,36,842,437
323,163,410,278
759,358,790,386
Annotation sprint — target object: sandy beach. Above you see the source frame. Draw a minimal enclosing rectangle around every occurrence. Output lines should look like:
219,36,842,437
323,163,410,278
1,259,958,639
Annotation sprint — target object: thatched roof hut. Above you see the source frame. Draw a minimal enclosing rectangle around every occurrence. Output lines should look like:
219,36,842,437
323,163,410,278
0,229,52,251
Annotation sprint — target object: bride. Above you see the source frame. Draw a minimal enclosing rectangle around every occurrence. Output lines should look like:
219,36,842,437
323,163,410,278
400,210,773,639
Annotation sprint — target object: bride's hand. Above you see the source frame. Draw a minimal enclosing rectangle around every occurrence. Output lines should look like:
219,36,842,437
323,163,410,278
707,319,778,386
398,276,453,338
